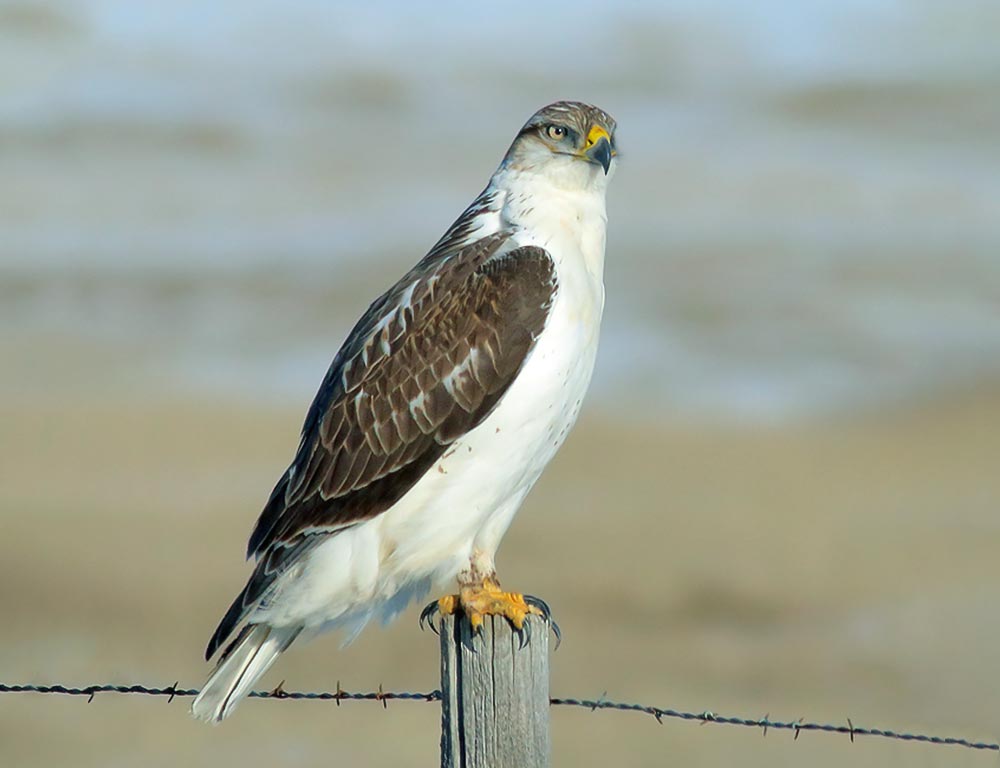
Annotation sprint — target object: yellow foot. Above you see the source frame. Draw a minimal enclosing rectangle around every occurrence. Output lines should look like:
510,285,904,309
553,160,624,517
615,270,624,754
419,578,560,646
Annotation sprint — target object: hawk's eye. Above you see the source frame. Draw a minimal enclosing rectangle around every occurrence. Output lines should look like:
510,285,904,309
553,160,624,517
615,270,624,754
545,124,567,140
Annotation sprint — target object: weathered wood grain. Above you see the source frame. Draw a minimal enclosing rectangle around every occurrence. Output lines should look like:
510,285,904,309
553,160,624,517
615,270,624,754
439,614,550,768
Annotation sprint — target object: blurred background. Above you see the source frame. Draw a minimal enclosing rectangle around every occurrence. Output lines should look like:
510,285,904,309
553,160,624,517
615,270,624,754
2,1,999,765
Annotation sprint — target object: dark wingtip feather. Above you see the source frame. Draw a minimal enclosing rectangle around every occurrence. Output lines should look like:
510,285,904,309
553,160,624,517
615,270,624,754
205,587,250,661
247,472,291,558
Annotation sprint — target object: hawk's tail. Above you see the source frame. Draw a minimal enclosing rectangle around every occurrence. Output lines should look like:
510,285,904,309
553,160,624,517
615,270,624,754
191,623,301,723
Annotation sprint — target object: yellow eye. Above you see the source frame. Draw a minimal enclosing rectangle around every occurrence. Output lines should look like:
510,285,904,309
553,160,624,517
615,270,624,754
545,124,567,140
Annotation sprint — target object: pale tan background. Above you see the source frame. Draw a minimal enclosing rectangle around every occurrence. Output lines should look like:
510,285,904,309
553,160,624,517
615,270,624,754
3,1,1000,766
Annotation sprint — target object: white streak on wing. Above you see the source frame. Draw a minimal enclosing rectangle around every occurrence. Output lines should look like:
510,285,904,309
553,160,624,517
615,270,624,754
396,281,418,314
296,524,353,538
390,406,408,438
440,372,456,398
409,391,426,416
353,389,367,413
462,206,503,248
441,350,481,408
409,391,433,432
341,358,354,390
424,273,439,300
367,312,392,339
371,281,419,339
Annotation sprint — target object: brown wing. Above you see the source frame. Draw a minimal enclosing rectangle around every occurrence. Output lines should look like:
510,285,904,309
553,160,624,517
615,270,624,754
205,237,557,659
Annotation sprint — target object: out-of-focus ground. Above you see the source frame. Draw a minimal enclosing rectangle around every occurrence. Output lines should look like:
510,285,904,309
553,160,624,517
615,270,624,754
3,380,1000,767
2,1,1000,766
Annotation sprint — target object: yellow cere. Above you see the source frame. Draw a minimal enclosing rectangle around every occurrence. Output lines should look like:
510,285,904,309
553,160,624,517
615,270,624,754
585,125,611,148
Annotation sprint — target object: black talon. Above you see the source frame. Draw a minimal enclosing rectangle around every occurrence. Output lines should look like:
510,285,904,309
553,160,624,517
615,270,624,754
524,595,561,649
419,600,441,635
524,595,550,618
550,619,562,649
515,616,532,649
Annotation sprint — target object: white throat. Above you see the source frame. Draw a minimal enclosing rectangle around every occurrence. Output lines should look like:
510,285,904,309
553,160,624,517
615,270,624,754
491,165,609,281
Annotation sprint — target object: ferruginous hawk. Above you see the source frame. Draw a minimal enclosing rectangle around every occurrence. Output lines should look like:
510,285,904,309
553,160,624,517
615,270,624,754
192,101,618,723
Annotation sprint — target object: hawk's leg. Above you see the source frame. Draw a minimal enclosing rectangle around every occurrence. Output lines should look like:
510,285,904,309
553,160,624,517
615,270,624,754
420,573,559,644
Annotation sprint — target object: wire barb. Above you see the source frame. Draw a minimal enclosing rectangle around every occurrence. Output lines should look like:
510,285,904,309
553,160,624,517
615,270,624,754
590,691,607,712
269,680,289,700
2,683,998,753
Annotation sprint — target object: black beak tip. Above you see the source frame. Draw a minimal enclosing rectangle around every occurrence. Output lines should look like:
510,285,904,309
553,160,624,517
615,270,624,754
587,137,613,175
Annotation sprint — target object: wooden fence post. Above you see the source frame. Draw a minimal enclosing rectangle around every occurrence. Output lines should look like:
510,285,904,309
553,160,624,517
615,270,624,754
438,613,550,768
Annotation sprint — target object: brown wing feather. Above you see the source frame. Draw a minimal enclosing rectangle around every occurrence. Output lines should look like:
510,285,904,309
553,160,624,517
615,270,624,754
205,238,557,659
266,241,555,539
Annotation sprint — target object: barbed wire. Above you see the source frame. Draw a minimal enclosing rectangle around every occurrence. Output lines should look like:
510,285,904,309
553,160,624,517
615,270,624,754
0,682,437,705
2,681,997,753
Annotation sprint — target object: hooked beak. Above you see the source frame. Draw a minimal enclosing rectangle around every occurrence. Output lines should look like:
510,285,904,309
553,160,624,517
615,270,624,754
586,137,613,174
584,125,614,175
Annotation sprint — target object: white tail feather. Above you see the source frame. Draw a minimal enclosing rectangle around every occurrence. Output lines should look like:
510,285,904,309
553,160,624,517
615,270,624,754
191,624,300,723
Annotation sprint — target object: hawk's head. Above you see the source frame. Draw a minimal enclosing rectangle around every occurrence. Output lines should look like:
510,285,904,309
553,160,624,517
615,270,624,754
503,101,618,185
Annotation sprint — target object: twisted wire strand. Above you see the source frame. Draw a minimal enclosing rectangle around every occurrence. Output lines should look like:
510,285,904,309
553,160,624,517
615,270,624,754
2,682,997,752
0,683,438,705
550,696,1000,751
